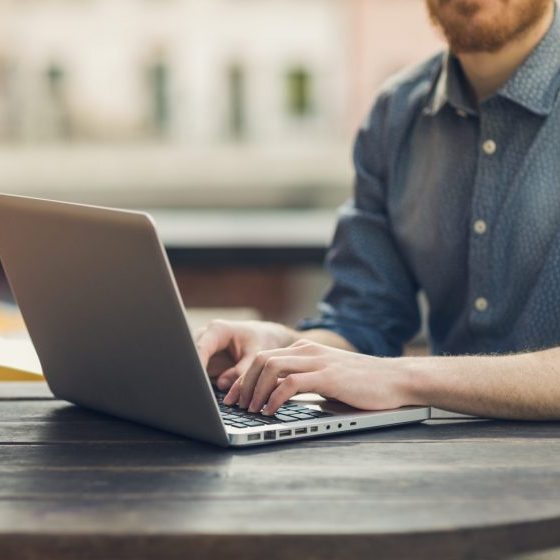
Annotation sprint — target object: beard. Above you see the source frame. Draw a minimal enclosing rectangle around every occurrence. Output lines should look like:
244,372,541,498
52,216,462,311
426,0,552,53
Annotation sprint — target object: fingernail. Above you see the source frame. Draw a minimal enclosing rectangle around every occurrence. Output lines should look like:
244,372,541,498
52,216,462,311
262,405,272,416
248,401,258,413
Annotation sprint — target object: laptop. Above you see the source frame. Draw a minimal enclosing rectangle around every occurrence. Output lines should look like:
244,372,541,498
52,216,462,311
0,194,431,447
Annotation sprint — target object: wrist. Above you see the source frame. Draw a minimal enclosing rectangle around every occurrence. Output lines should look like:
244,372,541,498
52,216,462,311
283,326,301,346
396,357,440,407
266,323,300,347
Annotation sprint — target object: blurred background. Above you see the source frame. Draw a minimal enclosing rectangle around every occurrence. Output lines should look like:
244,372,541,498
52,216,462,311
0,0,442,332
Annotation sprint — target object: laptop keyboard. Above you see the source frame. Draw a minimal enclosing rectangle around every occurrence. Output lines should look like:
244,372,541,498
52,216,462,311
214,389,332,429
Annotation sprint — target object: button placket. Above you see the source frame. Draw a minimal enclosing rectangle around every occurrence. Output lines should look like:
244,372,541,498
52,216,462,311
468,107,501,329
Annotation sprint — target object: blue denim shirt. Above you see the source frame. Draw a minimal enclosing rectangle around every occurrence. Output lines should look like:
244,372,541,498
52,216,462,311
300,11,560,357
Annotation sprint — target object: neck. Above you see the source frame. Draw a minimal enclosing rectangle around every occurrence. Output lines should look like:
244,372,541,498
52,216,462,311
457,4,555,102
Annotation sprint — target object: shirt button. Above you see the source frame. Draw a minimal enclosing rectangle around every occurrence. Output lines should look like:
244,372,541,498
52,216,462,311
482,139,497,155
475,297,489,312
473,219,487,235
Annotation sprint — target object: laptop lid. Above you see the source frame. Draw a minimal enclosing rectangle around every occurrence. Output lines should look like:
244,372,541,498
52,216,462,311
0,194,228,447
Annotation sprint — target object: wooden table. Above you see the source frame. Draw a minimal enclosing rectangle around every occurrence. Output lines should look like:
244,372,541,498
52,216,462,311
2,383,560,560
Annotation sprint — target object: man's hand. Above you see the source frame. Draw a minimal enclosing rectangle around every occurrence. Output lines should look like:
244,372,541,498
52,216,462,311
223,339,415,414
199,325,560,420
195,320,299,390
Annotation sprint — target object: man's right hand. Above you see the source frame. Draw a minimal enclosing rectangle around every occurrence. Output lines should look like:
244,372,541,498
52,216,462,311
194,319,298,390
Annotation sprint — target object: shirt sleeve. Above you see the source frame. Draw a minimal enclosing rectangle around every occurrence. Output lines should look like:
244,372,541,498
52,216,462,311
298,94,421,356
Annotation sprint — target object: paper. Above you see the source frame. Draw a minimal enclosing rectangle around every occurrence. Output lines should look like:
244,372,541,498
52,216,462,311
0,336,43,377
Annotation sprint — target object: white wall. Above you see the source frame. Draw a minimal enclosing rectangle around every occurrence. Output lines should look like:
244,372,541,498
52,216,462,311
0,0,443,206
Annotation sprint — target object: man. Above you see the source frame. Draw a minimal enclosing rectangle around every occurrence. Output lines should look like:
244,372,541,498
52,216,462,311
196,0,560,420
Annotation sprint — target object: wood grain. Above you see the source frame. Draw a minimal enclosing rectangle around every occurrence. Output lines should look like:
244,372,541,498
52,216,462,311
1,382,560,560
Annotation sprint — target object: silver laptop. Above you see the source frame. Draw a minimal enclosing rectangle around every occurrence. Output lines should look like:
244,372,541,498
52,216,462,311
0,194,430,447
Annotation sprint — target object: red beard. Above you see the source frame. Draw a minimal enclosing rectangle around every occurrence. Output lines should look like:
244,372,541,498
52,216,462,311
426,0,552,53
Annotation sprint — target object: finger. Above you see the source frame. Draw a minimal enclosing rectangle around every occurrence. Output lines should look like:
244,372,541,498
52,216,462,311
193,326,208,342
215,367,240,390
234,352,259,377
248,357,318,413
223,376,242,406
263,372,323,415
236,351,271,408
290,338,312,347
195,321,233,368
216,353,256,390
237,346,316,408
290,338,321,350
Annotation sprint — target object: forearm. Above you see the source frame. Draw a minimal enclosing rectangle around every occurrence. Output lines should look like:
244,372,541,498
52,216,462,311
405,348,560,420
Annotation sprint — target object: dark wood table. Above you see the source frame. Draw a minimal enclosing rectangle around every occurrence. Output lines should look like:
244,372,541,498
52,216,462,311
2,382,560,560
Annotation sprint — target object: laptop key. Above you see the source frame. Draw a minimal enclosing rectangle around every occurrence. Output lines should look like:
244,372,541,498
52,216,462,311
252,415,280,424
275,411,302,418
274,414,301,422
308,411,333,418
291,413,316,420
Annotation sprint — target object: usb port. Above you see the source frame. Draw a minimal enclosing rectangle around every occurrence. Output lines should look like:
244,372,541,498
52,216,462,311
294,428,307,435
263,431,276,441
279,430,291,437
248,433,261,441
350,422,357,426
310,426,318,433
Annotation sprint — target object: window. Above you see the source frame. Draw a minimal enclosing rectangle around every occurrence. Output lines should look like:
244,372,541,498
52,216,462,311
44,62,71,140
286,67,312,118
146,57,170,137
228,64,246,139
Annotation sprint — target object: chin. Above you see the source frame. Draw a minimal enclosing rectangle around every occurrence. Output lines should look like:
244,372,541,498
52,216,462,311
427,0,551,54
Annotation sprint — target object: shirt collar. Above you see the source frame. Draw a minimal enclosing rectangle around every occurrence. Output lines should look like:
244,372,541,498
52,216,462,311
424,52,477,117
424,6,560,118
499,6,560,115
